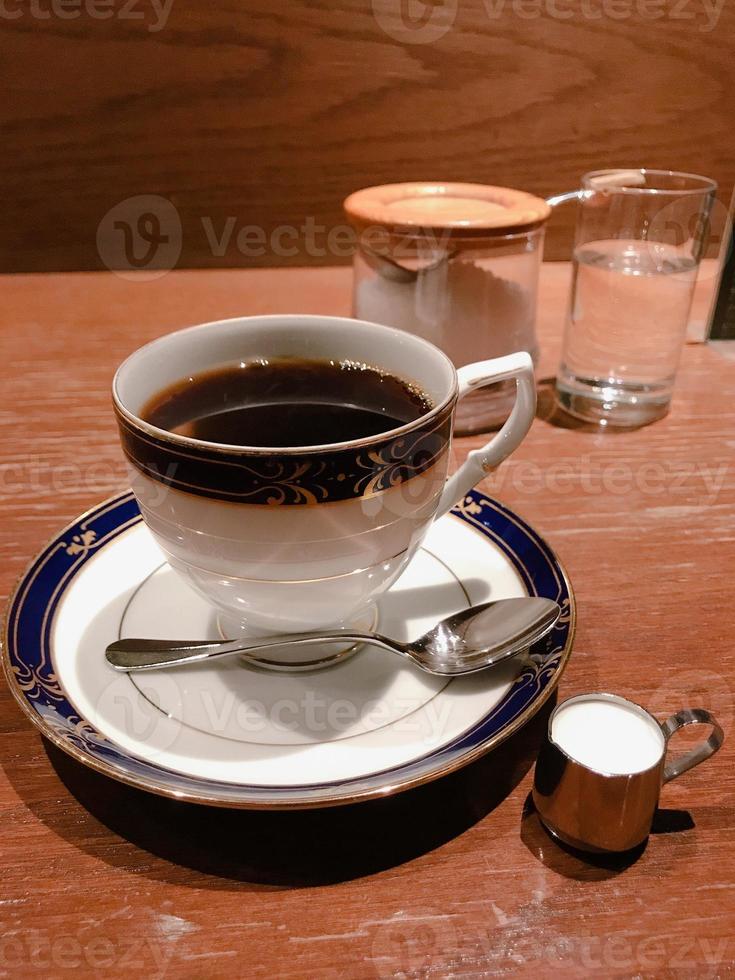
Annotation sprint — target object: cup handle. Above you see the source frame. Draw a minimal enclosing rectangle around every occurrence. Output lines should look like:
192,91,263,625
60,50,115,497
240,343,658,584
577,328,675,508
660,707,724,784
436,351,536,519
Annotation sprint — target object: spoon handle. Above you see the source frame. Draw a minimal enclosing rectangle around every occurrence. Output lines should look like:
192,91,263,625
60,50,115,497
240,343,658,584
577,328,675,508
106,631,399,671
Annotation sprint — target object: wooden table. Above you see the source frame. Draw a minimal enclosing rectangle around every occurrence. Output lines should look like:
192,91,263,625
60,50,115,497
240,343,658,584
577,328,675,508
1,265,733,977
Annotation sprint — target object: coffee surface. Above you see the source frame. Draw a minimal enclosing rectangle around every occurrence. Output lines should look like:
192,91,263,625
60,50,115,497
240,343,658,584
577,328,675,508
141,357,433,448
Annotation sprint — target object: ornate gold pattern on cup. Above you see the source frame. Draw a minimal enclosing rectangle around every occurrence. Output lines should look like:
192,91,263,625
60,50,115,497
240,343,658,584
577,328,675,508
115,401,454,505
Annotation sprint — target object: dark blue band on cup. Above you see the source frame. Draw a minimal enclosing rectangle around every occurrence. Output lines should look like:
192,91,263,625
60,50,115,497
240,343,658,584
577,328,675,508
116,404,454,505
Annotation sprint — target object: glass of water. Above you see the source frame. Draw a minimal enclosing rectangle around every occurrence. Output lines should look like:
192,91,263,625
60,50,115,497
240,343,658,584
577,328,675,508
556,169,716,426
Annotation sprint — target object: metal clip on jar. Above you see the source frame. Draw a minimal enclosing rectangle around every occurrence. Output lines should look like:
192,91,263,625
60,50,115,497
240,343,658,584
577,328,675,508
344,182,551,434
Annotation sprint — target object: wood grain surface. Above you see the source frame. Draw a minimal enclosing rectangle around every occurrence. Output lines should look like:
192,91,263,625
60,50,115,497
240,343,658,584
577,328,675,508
1,264,734,977
2,0,734,273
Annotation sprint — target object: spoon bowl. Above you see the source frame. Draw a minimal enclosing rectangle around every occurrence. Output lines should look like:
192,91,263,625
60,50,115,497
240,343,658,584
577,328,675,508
410,598,560,672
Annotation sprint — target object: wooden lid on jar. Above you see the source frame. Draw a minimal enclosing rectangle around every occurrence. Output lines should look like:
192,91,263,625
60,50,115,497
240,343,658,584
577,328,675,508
343,181,551,239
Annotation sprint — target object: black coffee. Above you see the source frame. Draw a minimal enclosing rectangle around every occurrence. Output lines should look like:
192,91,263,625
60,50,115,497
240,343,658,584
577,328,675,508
141,357,433,447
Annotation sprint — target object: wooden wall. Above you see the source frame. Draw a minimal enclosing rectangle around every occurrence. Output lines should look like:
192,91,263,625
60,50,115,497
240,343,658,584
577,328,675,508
2,0,733,272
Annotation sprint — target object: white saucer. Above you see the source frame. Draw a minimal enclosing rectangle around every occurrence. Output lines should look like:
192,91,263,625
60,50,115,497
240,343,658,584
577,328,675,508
4,490,575,808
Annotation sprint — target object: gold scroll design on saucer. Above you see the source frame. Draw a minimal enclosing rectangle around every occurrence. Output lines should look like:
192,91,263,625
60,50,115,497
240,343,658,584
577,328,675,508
452,493,573,715
11,503,130,730
453,496,573,637
458,491,573,628
12,657,66,705
9,503,130,753
12,528,99,704
39,706,106,753
507,643,567,723
64,529,97,557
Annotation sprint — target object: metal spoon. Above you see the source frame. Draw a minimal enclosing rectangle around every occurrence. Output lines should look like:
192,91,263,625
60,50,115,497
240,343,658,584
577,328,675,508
360,243,458,284
546,171,648,209
365,174,650,284
105,597,560,676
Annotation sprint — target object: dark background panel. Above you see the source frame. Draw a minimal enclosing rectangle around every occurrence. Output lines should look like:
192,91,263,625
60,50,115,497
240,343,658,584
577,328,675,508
2,0,733,271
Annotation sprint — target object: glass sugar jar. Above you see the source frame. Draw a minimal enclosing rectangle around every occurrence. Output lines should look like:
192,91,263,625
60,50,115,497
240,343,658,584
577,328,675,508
344,182,550,434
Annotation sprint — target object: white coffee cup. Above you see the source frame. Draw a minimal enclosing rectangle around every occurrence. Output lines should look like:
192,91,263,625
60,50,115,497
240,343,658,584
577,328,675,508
113,314,535,667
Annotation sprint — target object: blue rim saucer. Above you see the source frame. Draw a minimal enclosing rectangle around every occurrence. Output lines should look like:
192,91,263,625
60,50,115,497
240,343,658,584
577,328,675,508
3,490,575,808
